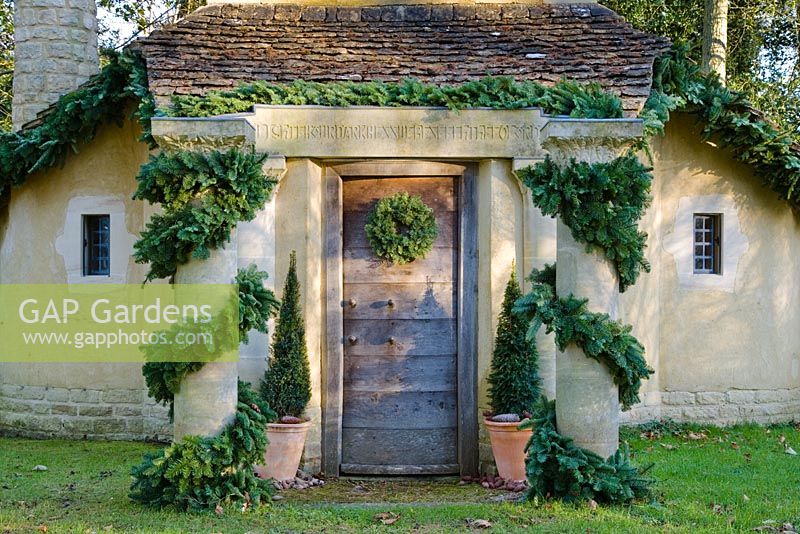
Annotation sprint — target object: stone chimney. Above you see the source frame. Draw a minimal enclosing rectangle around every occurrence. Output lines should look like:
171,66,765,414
12,0,99,130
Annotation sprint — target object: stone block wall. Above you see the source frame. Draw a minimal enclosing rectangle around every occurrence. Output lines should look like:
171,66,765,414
12,0,99,129
0,383,171,441
621,388,800,426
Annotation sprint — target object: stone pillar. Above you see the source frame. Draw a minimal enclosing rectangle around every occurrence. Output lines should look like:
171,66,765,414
13,0,99,130
173,231,239,441
542,120,642,459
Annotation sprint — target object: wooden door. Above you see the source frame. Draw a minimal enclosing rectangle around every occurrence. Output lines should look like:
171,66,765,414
341,174,459,475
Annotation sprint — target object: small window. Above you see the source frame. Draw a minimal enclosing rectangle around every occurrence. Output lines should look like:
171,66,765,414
693,214,721,274
83,215,111,276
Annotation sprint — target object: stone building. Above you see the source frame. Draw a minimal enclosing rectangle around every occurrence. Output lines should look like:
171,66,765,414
1,0,798,476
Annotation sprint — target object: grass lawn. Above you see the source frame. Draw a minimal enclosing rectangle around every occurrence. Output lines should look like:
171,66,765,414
0,423,798,533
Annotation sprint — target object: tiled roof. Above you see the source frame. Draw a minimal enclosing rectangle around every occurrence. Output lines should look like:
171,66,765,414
135,2,671,114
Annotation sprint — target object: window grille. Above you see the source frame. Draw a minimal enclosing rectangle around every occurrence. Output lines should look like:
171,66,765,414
83,215,111,276
693,214,721,274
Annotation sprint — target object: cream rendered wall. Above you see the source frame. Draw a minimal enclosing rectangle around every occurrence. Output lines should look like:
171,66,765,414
0,118,165,439
645,113,800,422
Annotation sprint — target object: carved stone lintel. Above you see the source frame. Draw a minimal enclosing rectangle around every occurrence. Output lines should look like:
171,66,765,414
151,117,256,152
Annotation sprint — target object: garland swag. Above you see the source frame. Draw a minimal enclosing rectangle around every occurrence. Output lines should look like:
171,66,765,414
0,51,155,202
132,148,277,282
516,153,653,292
514,265,653,411
365,192,439,264
640,43,800,210
168,77,624,119
130,381,276,512
522,397,653,504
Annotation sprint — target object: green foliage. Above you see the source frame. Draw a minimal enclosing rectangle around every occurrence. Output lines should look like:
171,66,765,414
514,265,653,410
260,252,312,419
168,77,624,119
132,148,276,281
523,397,653,503
643,43,800,209
0,51,154,202
487,267,541,417
365,192,439,265
236,264,280,344
517,154,653,291
0,0,12,132
130,381,276,512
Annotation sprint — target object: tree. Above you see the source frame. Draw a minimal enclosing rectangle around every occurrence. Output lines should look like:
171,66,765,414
606,0,800,133
487,266,541,417
702,0,729,82
0,0,12,131
259,251,312,419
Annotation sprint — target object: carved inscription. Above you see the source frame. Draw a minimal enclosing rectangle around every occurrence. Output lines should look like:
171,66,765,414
256,123,541,143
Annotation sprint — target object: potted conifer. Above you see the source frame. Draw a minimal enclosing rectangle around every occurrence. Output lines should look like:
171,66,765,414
256,251,313,482
485,266,542,481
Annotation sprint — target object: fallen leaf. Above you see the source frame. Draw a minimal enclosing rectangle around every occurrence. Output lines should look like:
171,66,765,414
465,519,493,529
743,494,750,502
660,443,676,450
214,504,223,516
374,512,400,525
687,431,707,440
588,499,598,511
779,435,786,445
731,442,740,450
37,526,47,533
784,445,797,456
103,526,113,532
32,465,47,472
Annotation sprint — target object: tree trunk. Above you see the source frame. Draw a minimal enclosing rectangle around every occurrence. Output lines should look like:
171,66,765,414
702,0,729,84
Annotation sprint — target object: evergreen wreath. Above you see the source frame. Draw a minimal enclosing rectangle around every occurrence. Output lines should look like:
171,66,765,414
365,192,439,264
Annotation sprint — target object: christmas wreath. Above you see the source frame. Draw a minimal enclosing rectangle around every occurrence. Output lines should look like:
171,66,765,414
365,192,439,264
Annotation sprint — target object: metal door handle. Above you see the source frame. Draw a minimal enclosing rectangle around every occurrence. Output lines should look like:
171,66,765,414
348,336,358,345
348,298,357,308
388,337,396,346
387,299,395,308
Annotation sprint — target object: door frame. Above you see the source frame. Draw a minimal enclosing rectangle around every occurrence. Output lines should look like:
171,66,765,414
321,160,479,477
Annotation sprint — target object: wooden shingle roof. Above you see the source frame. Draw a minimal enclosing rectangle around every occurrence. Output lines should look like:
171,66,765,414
135,2,670,114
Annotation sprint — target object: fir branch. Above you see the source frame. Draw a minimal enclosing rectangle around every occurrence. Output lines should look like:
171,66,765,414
514,265,653,410
516,154,653,292
167,77,624,119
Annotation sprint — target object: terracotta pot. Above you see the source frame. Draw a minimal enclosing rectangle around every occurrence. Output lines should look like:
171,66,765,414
485,418,533,481
255,421,312,482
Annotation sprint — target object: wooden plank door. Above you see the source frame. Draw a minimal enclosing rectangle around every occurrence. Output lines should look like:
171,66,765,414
341,175,459,475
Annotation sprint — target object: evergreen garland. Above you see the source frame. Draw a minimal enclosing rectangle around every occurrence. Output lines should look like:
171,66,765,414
168,77,624,119
487,267,541,417
132,148,277,282
516,154,653,292
237,264,280,344
143,265,281,412
523,397,653,503
260,251,312,419
641,43,800,210
0,51,154,203
514,265,653,411
365,192,439,264
130,381,276,512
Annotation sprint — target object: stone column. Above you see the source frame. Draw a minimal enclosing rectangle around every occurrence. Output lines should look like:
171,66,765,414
542,120,642,459
173,231,239,441
13,0,99,130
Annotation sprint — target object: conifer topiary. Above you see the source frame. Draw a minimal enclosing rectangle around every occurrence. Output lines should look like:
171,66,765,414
260,251,312,418
487,266,542,417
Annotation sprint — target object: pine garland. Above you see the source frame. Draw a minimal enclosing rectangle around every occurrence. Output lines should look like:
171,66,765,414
0,51,154,203
132,148,277,282
168,77,624,119
516,154,653,292
514,265,653,411
130,381,276,512
522,397,653,503
641,43,800,210
237,264,280,344
487,267,541,417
